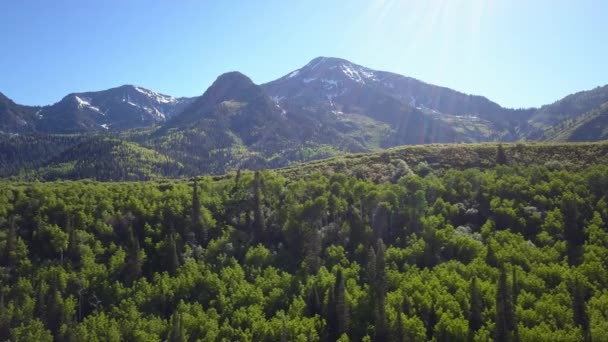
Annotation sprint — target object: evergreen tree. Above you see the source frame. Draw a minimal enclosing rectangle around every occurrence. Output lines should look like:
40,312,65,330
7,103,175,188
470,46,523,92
512,269,519,342
281,315,288,342
373,239,388,342
335,269,349,338
426,305,438,341
561,195,583,265
253,171,266,242
327,269,349,340
124,230,144,284
326,282,339,341
571,277,591,342
496,144,508,165
495,268,515,342
402,295,413,317
3,215,18,268
67,224,81,265
468,277,483,339
395,305,405,342
190,178,206,245
168,311,186,342
366,246,377,286
164,234,180,275
306,285,322,317
486,241,499,268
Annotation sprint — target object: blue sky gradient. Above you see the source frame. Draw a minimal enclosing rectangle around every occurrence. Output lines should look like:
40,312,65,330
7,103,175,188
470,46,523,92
1,0,606,108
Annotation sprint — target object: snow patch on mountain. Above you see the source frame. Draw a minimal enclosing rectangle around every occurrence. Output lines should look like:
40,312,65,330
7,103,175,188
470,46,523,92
339,64,377,84
287,70,300,78
134,86,177,104
74,96,104,115
271,96,284,104
322,79,339,89
126,101,166,121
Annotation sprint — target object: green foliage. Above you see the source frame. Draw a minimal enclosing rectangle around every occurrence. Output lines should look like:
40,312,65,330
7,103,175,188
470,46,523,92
0,163,606,340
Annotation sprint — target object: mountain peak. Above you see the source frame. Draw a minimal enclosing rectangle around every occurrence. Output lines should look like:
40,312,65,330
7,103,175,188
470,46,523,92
212,71,255,88
304,56,351,69
198,71,259,104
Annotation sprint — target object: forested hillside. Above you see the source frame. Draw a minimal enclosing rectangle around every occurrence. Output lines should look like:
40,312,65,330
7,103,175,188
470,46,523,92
1,147,607,341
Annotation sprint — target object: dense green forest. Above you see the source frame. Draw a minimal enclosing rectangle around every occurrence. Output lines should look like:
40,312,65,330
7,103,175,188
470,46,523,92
1,147,608,341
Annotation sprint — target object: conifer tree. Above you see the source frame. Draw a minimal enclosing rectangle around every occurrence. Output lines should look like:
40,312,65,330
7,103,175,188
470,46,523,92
168,311,186,342
327,282,338,341
335,269,349,338
164,233,180,275
495,268,515,342
402,295,413,317
281,315,288,342
426,305,438,341
395,305,405,342
253,171,266,242
496,144,508,165
3,215,18,268
512,269,519,342
571,277,591,342
561,195,583,265
468,277,483,341
373,239,388,342
486,241,499,268
306,285,322,317
327,269,349,340
191,178,206,245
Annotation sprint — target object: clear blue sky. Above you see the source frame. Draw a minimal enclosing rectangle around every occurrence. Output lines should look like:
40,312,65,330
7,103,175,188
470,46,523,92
1,0,606,108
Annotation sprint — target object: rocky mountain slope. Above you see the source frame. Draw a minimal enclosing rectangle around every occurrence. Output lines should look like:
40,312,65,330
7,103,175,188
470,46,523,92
1,57,607,179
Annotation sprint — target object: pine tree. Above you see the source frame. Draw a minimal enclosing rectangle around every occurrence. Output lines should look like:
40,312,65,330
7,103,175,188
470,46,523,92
486,241,499,268
281,315,288,342
495,268,515,342
426,305,438,341
3,215,18,268
373,239,388,342
191,178,206,245
168,311,186,342
395,305,405,342
327,283,339,341
496,144,508,165
571,277,591,342
335,269,349,338
306,285,322,317
402,295,413,316
164,234,180,275
512,269,519,342
366,246,377,286
561,195,583,265
125,230,144,284
468,277,483,340
0,287,7,340
253,171,266,242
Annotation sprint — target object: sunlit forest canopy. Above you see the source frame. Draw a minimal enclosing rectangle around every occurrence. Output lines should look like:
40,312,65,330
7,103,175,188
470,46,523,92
1,147,607,341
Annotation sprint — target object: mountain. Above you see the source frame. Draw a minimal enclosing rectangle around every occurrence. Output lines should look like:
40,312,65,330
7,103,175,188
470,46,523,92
1,56,608,180
0,92,39,133
35,85,193,133
150,72,305,173
262,57,536,146
528,85,608,141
